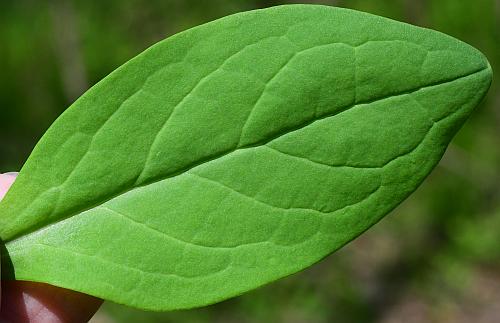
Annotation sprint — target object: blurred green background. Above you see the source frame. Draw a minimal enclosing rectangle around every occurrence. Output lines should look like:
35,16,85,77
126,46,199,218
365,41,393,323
0,0,499,322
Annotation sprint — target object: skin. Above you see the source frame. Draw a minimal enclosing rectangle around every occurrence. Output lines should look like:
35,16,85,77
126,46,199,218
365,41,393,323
0,173,102,323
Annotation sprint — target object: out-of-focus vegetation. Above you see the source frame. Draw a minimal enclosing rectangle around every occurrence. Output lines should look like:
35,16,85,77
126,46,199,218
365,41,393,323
0,0,499,322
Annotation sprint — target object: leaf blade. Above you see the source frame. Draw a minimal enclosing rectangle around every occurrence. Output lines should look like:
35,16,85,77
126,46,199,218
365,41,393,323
0,5,492,310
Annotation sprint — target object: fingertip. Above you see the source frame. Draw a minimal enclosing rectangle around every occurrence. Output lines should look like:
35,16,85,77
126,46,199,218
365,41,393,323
0,281,103,323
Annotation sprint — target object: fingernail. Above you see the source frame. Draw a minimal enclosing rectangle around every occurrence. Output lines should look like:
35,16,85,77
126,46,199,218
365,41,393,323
2,172,19,177
0,173,18,200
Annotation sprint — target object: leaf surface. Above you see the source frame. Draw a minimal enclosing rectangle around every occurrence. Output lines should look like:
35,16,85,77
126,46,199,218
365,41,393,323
0,5,492,310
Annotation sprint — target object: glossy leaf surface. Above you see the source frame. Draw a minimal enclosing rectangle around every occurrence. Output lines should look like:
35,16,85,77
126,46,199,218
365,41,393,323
0,5,492,310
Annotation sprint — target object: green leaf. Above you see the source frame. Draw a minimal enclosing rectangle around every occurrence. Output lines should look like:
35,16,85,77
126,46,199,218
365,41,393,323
0,5,492,311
